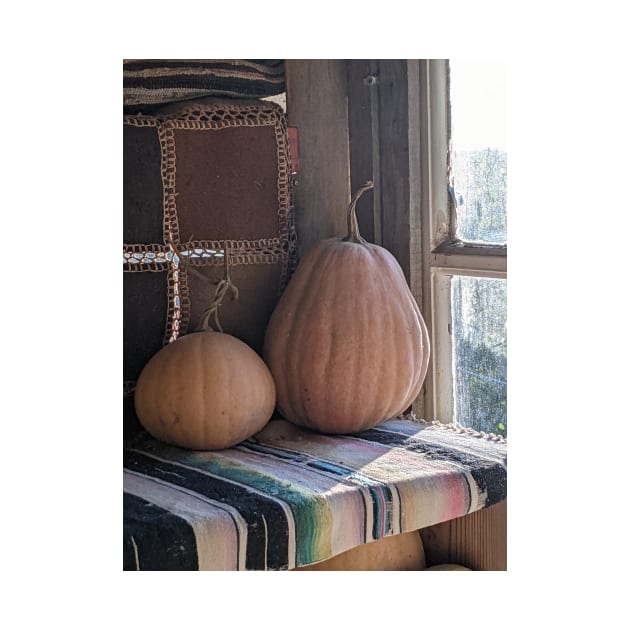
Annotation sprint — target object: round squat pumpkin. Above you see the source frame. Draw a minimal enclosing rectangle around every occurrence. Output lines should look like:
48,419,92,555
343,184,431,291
263,182,430,434
134,331,276,450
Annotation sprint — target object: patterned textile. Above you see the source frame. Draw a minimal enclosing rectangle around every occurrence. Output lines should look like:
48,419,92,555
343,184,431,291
123,60,285,112
123,418,507,571
123,99,296,441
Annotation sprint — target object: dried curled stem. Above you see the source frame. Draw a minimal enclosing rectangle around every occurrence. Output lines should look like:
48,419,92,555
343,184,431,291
165,237,239,333
197,248,239,333
343,180,374,244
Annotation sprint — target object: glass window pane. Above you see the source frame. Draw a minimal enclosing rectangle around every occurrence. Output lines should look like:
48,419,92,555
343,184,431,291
449,60,507,244
451,275,507,437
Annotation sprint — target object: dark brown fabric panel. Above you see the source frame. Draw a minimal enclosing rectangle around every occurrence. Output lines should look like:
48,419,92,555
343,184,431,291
174,126,280,241
123,99,294,444
123,271,169,382
123,125,164,244
186,263,283,356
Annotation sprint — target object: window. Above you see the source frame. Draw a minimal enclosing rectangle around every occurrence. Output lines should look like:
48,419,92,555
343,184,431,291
420,60,507,437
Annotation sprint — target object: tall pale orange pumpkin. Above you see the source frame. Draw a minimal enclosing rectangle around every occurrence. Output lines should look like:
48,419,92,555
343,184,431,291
263,182,430,434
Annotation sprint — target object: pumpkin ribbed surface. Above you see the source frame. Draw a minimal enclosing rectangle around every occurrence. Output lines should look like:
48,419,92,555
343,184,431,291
134,331,276,450
263,237,430,434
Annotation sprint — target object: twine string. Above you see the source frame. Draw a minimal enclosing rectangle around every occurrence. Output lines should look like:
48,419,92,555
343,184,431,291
198,260,239,333
166,237,239,333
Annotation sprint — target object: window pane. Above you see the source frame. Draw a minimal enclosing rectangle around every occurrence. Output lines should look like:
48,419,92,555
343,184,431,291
451,276,507,437
449,60,507,244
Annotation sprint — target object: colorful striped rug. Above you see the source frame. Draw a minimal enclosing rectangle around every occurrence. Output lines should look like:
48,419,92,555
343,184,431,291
123,417,507,570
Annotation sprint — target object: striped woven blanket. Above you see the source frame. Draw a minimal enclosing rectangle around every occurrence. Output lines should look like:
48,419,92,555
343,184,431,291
123,418,507,570
123,59,285,111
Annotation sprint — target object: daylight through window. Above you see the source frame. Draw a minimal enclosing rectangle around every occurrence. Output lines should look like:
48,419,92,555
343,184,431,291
448,60,507,436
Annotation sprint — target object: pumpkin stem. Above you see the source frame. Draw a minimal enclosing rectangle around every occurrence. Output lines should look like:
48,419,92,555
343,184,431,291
343,180,374,243
198,246,239,333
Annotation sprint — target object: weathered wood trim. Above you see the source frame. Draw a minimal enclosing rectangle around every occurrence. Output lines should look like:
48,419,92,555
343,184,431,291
430,270,454,422
431,254,507,277
285,60,351,258
433,240,507,256
347,59,423,292
407,59,424,310
377,60,411,283
419,59,438,420
346,59,381,246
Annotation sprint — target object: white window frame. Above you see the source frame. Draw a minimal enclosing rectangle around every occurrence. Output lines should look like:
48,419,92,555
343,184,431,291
418,59,507,425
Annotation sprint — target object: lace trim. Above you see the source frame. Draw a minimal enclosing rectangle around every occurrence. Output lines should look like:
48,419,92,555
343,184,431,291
123,101,296,346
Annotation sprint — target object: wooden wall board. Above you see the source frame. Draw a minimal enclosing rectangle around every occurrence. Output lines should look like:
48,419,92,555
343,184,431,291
346,59,381,246
285,60,351,257
420,500,507,571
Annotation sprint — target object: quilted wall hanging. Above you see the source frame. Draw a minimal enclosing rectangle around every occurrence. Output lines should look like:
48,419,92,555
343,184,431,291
123,98,296,440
